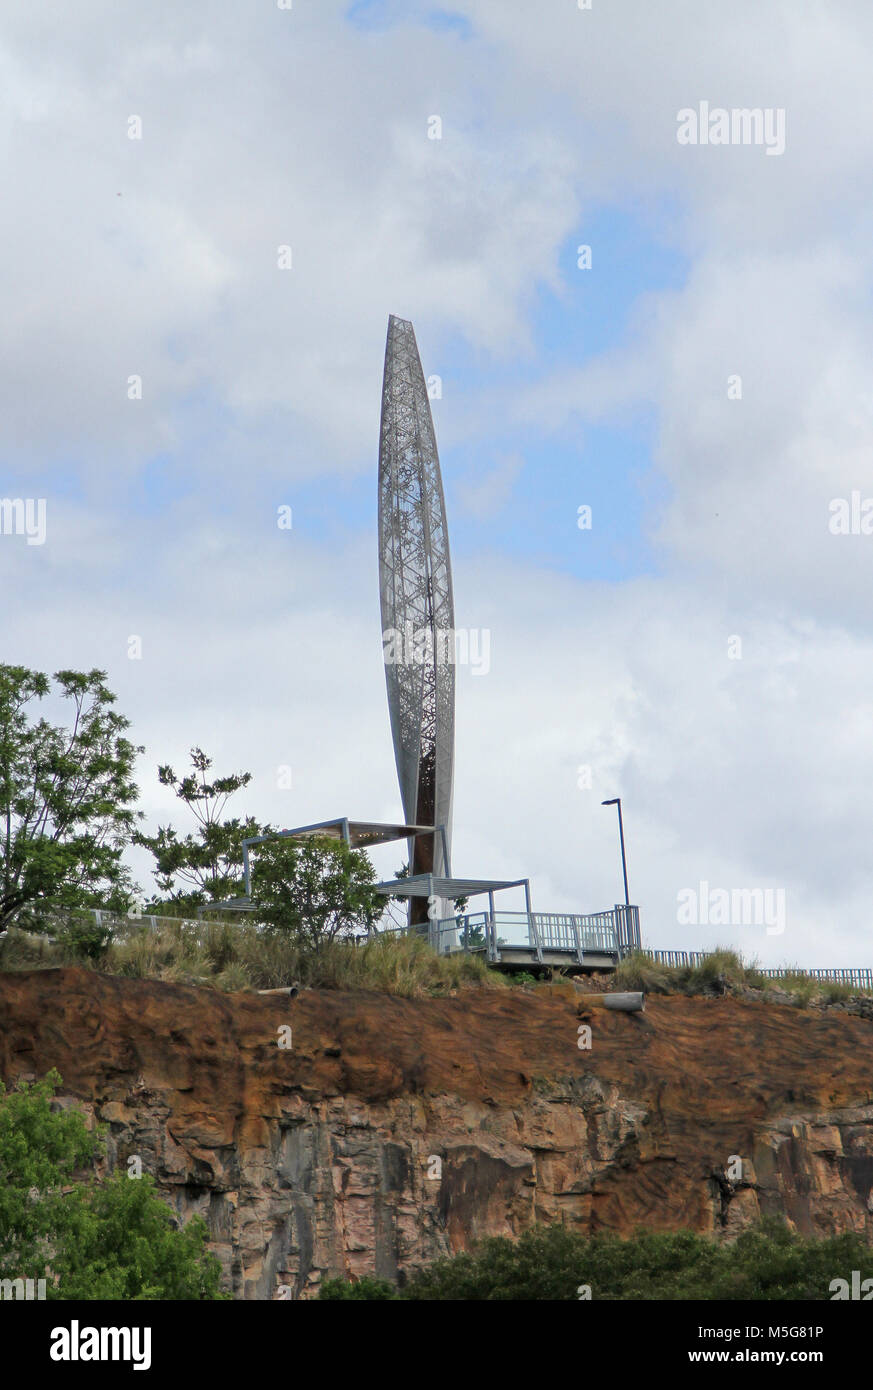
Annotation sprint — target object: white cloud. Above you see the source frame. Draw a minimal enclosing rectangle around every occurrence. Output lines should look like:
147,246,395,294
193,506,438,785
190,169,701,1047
3,0,873,968
457,451,524,518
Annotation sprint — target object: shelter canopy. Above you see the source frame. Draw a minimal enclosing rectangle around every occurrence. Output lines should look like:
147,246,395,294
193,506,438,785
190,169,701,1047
374,874,529,899
248,819,436,850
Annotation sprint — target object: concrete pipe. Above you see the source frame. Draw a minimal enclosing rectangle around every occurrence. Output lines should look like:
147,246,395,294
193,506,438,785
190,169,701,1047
576,991,645,1013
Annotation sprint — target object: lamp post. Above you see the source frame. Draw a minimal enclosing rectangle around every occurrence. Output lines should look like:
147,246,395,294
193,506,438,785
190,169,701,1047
602,798,631,949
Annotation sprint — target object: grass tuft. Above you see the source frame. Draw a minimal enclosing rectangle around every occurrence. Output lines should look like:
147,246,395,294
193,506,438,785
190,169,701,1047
609,947,873,1004
0,914,504,999
2,915,871,1008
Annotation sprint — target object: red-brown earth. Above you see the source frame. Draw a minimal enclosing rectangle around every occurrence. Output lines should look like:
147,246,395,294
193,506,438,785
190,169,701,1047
2,966,872,1297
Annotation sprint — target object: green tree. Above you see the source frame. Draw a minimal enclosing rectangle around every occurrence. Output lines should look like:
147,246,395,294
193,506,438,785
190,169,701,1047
321,1222,873,1301
250,835,382,949
136,747,269,912
52,1171,224,1300
0,1069,99,1283
53,913,114,962
0,1069,225,1299
0,666,142,934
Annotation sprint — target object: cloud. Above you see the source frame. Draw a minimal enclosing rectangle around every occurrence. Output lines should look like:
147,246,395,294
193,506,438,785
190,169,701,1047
3,0,873,969
457,451,523,518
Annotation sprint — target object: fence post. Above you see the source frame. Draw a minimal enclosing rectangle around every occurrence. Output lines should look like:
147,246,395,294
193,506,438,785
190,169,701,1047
570,915,584,966
487,913,499,963
528,913,544,964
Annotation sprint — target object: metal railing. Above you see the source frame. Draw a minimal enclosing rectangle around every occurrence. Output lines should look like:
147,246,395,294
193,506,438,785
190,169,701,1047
426,907,640,963
641,951,873,990
533,912,620,952
645,949,708,968
27,904,640,963
757,966,873,989
18,909,873,993
614,905,642,952
12,906,256,942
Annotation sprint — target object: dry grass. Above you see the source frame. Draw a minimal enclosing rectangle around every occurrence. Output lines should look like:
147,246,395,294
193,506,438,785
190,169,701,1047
0,916,503,999
2,919,869,1007
0,926,63,971
612,948,873,1004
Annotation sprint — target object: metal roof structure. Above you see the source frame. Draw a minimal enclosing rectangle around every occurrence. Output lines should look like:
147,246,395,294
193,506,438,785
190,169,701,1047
246,819,438,850
240,819,449,897
374,874,531,901
378,315,455,920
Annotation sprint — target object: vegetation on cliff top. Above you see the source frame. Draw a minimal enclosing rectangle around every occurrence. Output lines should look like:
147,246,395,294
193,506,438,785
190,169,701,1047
249,834,384,946
0,665,142,933
3,930,870,1007
133,746,270,915
0,914,504,998
320,1222,873,1300
0,668,862,1009
611,948,869,1006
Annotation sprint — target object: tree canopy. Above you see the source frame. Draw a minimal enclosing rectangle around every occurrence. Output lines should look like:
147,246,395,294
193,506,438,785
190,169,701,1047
250,834,383,948
0,1069,225,1299
135,747,269,912
0,666,141,933
320,1221,873,1300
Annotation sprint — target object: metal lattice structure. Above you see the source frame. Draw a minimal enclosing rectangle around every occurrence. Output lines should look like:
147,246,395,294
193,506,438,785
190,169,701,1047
378,315,455,921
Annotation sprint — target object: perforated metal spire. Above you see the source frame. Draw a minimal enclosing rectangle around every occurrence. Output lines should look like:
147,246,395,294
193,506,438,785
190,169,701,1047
378,316,455,915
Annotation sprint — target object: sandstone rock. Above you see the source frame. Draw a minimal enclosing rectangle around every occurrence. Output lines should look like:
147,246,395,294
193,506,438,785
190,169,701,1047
3,967,873,1297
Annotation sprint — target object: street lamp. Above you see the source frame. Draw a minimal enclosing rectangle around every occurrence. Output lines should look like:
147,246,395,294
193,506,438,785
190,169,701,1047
601,798,630,908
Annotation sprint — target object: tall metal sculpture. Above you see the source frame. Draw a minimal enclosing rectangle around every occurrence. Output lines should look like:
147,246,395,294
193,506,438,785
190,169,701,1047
378,315,455,923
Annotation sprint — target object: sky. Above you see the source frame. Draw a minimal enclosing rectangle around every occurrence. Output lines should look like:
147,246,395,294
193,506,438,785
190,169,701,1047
2,0,873,965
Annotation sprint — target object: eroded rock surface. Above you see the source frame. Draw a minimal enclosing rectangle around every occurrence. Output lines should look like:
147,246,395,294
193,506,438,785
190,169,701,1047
2,967,873,1297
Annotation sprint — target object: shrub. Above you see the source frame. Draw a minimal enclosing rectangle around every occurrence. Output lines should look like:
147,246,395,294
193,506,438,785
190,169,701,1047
320,1220,873,1301
53,914,113,962
510,971,538,987
683,948,747,996
214,961,250,993
1,911,503,999
0,1070,226,1299
304,931,502,998
0,925,62,971
611,951,674,994
819,980,855,1004
250,836,382,949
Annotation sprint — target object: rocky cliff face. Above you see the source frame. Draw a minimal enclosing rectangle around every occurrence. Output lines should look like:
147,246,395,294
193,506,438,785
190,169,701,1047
2,967,873,1298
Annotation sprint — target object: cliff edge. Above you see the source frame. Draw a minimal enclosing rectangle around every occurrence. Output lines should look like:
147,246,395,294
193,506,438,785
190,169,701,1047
2,967,873,1298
